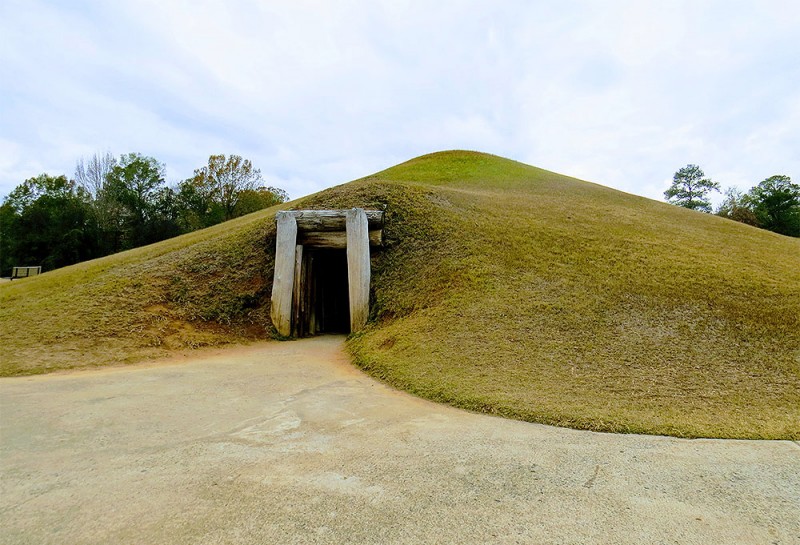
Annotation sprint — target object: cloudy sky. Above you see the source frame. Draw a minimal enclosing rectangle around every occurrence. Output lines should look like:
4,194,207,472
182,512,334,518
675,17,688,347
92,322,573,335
1,0,798,204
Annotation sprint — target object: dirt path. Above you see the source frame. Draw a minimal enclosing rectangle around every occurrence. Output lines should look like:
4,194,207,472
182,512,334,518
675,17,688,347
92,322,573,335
1,336,798,544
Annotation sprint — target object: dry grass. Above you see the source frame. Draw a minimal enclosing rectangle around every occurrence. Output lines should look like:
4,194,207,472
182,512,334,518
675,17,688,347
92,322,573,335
348,151,800,439
2,150,798,439
0,210,281,375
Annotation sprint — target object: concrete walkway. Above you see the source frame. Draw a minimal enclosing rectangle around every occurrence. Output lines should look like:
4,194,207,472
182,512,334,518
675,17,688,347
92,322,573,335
1,336,798,544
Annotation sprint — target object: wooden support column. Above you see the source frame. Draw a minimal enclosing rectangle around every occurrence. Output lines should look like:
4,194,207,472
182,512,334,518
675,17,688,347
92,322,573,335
291,244,303,337
270,211,298,336
346,208,370,332
305,252,316,335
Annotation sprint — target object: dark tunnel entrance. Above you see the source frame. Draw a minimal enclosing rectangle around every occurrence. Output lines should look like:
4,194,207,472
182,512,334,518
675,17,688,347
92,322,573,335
271,209,383,338
294,248,350,336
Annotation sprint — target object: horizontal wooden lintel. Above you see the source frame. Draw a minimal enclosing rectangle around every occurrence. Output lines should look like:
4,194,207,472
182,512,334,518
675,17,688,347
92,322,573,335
277,209,384,232
298,229,383,249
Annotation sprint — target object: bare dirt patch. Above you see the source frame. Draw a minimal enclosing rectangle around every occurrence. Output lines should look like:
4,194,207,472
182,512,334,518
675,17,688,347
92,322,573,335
1,336,797,544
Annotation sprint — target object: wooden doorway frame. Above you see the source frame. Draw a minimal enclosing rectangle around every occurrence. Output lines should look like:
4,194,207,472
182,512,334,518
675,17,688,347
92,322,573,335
270,208,384,336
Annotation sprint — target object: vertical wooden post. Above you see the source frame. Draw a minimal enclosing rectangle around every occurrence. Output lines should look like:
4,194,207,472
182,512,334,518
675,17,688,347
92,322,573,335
306,252,316,335
346,208,370,332
291,244,303,337
270,211,297,336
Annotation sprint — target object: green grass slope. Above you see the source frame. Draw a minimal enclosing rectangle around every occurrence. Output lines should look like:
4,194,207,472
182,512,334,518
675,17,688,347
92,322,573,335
2,151,798,439
0,211,279,374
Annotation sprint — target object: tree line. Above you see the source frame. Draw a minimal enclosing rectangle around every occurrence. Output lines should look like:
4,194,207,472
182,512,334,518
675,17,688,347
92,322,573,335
664,164,800,237
0,153,288,276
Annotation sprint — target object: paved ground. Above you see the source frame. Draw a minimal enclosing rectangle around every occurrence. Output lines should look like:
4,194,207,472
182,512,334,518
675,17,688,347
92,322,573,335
1,336,798,545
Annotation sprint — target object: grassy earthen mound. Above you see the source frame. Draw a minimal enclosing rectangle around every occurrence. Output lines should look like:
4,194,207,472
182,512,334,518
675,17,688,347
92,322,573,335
2,151,797,439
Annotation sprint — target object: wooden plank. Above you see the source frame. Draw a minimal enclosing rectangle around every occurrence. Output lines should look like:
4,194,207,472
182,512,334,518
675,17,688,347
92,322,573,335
270,212,298,336
306,252,316,335
288,209,384,232
346,208,371,332
297,229,383,249
291,244,303,337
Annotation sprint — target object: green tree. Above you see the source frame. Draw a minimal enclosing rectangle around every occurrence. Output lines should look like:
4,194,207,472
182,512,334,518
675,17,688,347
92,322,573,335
233,186,289,216
0,174,96,275
149,186,182,242
187,154,263,222
746,175,800,237
664,164,720,212
105,153,175,249
3,172,78,213
716,187,759,226
175,177,225,231
0,202,18,276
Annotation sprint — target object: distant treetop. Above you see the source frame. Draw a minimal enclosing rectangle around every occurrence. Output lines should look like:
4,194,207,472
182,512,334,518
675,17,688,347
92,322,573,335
664,164,720,213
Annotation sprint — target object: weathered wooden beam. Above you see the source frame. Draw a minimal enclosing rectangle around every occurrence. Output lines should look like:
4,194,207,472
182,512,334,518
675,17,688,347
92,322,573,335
297,229,383,249
306,252,316,335
270,211,298,337
288,209,384,232
291,244,303,337
346,208,370,332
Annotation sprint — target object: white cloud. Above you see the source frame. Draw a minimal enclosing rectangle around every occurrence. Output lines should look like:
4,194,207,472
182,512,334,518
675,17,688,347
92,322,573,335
1,0,798,205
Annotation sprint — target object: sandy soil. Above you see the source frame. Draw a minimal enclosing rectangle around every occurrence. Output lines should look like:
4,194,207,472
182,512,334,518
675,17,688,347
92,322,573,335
1,336,798,544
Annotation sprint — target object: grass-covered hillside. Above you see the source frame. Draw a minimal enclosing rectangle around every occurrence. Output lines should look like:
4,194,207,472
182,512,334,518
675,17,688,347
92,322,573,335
2,151,798,439
0,210,278,374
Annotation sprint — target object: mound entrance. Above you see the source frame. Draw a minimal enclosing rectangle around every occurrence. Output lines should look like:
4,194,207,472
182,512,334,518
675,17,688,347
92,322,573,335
270,209,384,337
